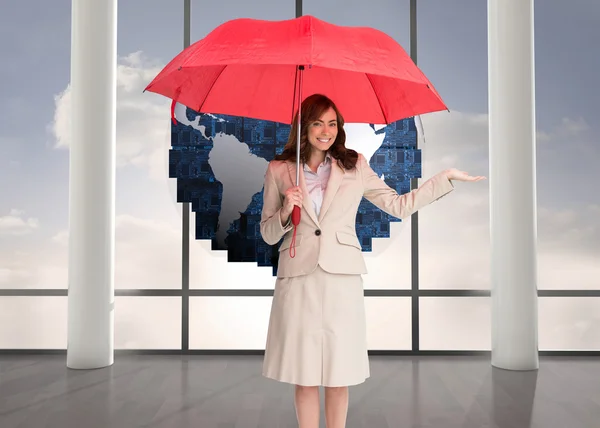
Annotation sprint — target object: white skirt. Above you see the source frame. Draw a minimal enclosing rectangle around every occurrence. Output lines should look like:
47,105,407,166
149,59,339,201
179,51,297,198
262,265,370,387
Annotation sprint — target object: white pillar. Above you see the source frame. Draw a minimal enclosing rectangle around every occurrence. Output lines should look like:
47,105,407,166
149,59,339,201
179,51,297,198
488,0,539,370
67,0,117,369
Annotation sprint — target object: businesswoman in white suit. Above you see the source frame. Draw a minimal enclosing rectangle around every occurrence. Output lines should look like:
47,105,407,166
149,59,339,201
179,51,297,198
260,94,485,428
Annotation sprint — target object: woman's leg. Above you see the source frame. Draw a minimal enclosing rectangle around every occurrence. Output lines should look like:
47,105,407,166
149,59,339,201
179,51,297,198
294,385,320,428
324,386,349,428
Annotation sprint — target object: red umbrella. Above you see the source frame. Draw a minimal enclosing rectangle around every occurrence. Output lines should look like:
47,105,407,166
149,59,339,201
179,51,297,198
145,15,447,253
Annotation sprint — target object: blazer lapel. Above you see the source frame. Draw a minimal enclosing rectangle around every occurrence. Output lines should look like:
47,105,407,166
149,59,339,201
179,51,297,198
318,159,345,222
286,161,320,227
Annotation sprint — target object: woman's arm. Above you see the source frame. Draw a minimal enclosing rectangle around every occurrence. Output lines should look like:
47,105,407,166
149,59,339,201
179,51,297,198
359,153,454,220
260,163,293,245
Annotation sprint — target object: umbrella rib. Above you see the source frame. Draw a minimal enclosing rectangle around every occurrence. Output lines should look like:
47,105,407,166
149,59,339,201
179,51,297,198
365,74,388,124
197,65,228,113
290,65,299,123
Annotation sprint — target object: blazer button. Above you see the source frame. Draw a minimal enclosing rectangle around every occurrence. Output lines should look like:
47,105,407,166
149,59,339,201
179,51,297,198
315,229,321,236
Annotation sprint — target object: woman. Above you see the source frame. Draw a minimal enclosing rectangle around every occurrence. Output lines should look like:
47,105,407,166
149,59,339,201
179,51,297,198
259,94,485,428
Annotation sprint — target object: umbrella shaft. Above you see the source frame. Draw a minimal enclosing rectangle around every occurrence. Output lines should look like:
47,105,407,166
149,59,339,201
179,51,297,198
296,65,304,185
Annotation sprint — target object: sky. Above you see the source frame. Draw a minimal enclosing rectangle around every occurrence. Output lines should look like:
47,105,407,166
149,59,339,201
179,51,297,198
0,0,598,350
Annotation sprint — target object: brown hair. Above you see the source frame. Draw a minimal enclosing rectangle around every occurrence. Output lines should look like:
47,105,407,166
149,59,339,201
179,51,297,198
275,93,358,170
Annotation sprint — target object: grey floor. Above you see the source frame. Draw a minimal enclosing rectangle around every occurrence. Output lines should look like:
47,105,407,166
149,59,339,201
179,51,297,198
0,354,599,428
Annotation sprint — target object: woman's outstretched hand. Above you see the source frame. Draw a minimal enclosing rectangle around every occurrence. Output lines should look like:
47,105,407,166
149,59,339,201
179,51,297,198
445,168,487,182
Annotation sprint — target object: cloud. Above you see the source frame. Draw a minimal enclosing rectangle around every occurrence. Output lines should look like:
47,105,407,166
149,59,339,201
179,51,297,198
537,116,591,146
417,110,599,290
0,162,183,289
87,213,182,289
0,230,61,288
1,211,182,290
560,117,589,135
0,209,39,236
0,245,65,289
50,51,171,181
538,204,600,254
112,214,182,288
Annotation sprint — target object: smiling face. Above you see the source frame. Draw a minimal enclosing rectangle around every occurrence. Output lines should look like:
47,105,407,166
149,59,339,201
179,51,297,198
306,107,338,154
277,94,347,166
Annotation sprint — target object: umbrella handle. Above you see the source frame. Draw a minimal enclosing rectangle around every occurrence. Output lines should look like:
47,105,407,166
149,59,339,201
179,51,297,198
289,206,300,258
292,205,301,225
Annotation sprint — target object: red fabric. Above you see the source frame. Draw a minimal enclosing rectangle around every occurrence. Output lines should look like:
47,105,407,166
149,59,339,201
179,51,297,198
146,15,447,125
289,205,301,258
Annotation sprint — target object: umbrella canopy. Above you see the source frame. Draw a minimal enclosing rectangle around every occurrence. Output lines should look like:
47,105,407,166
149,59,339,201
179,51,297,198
145,15,448,258
144,14,447,125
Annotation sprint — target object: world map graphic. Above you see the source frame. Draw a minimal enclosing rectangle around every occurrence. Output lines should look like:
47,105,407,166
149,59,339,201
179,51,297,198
169,105,421,275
